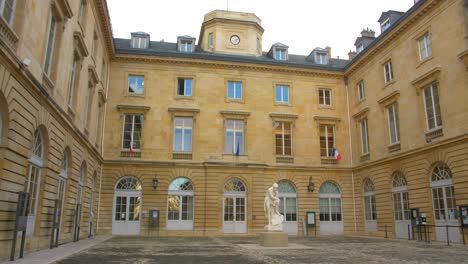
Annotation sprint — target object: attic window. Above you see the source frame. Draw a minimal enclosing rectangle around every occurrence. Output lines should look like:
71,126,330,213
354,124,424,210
381,18,391,32
357,43,364,54
179,40,193,52
275,48,287,60
132,36,149,49
316,53,327,64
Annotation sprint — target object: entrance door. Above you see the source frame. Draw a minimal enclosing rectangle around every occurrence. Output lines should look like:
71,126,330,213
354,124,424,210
278,180,298,236
223,178,247,234
319,182,343,235
392,172,411,239
112,177,142,235
223,196,246,233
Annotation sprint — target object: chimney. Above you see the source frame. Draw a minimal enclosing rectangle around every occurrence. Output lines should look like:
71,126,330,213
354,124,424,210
348,51,357,60
325,46,331,60
361,28,375,38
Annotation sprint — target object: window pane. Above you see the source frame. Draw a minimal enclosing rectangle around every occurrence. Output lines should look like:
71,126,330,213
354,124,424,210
185,79,192,96
184,129,192,152
228,82,234,98
235,131,243,154
283,87,289,102
174,128,182,151
276,86,281,102
167,195,180,220
225,131,233,153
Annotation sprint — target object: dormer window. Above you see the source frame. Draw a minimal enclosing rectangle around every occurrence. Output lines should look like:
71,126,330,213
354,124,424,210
357,43,364,54
268,43,289,61
381,18,391,32
177,36,196,53
131,32,150,49
316,53,327,64
275,49,287,60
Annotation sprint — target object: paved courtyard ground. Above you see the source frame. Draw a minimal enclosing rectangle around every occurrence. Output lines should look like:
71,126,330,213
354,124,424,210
54,236,468,264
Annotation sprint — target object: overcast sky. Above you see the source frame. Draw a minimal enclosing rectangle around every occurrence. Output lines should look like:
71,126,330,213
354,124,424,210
107,0,414,59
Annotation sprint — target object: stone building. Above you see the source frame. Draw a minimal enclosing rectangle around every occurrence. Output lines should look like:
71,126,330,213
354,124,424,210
0,0,467,259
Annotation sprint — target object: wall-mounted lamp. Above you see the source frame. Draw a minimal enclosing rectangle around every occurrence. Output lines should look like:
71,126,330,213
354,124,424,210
308,176,315,192
152,178,159,190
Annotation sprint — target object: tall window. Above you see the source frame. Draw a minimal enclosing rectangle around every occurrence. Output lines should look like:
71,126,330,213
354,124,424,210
319,182,342,222
431,163,457,221
78,0,86,25
320,125,335,157
275,49,286,60
77,163,85,206
225,120,244,155
167,177,194,230
360,119,370,155
25,129,44,235
1,0,16,25
128,75,144,95
122,114,143,151
384,60,393,83
387,103,400,144
57,151,69,232
92,31,98,59
275,85,289,104
278,180,297,223
177,78,192,96
83,81,92,129
418,32,432,61
179,40,193,52
44,15,57,76
227,81,242,100
319,88,332,106
68,55,78,107
208,33,213,48
316,53,327,64
392,171,410,221
173,117,193,152
423,82,442,130
275,121,292,156
357,80,365,101
363,178,377,221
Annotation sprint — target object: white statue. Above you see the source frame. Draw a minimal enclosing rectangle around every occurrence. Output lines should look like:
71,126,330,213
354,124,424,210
264,183,284,231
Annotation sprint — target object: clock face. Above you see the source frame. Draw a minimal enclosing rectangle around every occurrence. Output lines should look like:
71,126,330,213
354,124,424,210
230,35,240,45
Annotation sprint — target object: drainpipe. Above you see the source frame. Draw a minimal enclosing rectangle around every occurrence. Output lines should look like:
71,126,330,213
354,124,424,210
345,77,357,233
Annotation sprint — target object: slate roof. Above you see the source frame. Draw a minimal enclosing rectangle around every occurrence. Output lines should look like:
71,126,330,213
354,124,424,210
114,38,349,71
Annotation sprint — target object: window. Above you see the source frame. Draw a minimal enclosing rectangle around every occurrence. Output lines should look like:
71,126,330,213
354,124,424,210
275,85,289,104
423,82,442,130
68,56,78,107
360,118,370,155
83,81,92,129
430,163,457,221
77,163,85,206
320,125,335,157
278,180,297,224
44,15,57,76
315,53,327,64
319,182,342,222
57,151,68,235
418,32,432,60
128,75,144,95
227,81,242,100
357,80,365,101
1,0,16,25
122,114,143,151
384,61,393,83
78,0,86,25
381,18,391,32
131,36,148,49
92,31,98,59
225,120,244,155
167,177,194,230
173,117,193,152
387,103,400,144
319,88,332,106
392,171,410,221
208,33,213,48
275,121,292,156
177,78,192,96
357,43,364,54
275,49,286,60
179,40,193,52
25,129,44,235
363,179,377,221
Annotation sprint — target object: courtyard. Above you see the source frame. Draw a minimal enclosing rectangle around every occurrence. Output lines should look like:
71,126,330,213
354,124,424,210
51,236,468,264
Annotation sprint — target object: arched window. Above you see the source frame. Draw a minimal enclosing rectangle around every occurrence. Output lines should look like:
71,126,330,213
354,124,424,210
223,178,247,233
77,162,86,205
391,171,411,238
25,129,45,235
224,178,246,192
116,176,142,190
392,171,408,191
363,178,377,231
430,163,457,222
319,181,342,222
112,176,142,235
167,177,194,230
278,180,297,235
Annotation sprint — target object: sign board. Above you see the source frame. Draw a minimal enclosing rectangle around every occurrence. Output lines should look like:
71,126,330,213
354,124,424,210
420,213,427,225
460,205,468,227
307,211,316,226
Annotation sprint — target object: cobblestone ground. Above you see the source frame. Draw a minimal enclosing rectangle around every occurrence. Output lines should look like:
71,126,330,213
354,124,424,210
54,236,468,264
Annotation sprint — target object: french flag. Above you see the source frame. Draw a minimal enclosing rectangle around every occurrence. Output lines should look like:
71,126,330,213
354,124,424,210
333,148,341,161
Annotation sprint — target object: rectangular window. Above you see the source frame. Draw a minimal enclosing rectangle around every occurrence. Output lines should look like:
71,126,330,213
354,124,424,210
316,53,327,64
78,0,85,25
418,32,432,61
357,43,364,54
381,18,391,32
423,82,442,130
128,75,144,94
177,78,192,96
384,61,393,83
275,85,289,103
132,37,148,49
173,117,193,152
68,57,78,107
319,88,332,106
227,81,242,100
122,114,143,150
320,125,335,157
387,103,400,144
225,120,244,155
275,121,292,156
358,80,365,101
180,40,193,52
360,118,370,155
208,33,213,48
1,0,16,25
44,15,57,76
83,82,92,128
275,49,286,60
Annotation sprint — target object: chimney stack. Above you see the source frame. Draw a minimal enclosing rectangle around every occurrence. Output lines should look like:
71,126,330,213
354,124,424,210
348,51,357,60
325,46,331,60
361,28,375,38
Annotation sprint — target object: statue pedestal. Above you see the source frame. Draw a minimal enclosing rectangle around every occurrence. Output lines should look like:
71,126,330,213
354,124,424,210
259,232,288,247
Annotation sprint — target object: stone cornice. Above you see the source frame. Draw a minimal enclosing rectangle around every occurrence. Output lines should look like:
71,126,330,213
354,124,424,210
458,49,468,70
269,113,299,120
95,0,115,58
344,0,444,76
352,107,370,119
114,54,344,78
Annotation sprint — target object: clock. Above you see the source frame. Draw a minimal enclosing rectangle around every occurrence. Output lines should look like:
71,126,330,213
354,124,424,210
230,35,240,45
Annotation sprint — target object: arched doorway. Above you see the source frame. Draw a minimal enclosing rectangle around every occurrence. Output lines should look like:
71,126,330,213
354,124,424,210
363,178,377,232
278,180,297,235
319,181,343,235
167,177,194,230
223,178,246,233
392,171,411,239
430,163,461,243
112,176,142,235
